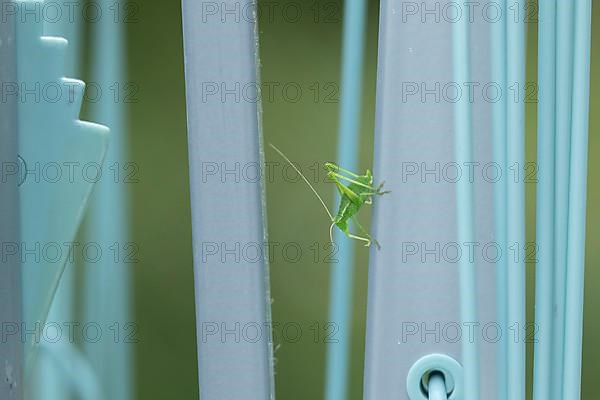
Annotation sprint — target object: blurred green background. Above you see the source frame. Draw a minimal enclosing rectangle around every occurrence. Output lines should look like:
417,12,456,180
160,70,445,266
76,0,600,398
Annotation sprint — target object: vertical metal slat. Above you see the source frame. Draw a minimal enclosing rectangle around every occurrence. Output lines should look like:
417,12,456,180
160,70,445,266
181,0,275,398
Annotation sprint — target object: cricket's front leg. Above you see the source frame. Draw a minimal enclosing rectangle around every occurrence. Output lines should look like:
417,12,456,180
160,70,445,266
352,218,381,249
375,181,391,195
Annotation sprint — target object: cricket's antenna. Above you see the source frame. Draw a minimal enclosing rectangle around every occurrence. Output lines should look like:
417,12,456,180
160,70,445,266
268,143,334,221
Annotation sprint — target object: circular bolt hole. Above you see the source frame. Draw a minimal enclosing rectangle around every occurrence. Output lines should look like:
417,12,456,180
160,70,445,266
406,354,463,400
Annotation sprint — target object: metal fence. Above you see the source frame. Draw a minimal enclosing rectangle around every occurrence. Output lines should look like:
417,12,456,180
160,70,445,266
0,0,593,399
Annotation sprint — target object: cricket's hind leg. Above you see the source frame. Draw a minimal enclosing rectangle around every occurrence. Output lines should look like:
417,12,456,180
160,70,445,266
347,233,373,248
352,217,381,250
333,220,373,247
340,226,378,249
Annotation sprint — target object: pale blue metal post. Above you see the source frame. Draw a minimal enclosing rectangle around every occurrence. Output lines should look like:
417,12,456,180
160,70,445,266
452,9,479,400
181,0,275,397
533,2,556,399
363,2,498,398
14,0,108,385
491,1,508,398
84,0,132,398
325,0,367,397
38,5,84,399
506,2,526,399
0,2,22,398
562,0,592,398
552,2,575,399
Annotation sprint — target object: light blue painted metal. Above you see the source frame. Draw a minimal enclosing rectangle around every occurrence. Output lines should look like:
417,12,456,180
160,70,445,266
42,0,83,317
83,0,132,398
490,1,508,398
35,343,104,400
562,0,592,398
39,4,84,399
34,343,101,400
0,2,22,398
324,0,367,397
181,0,275,398
15,0,108,380
451,7,479,400
505,2,526,398
428,373,448,400
363,1,498,398
406,354,463,400
552,2,575,398
533,2,556,399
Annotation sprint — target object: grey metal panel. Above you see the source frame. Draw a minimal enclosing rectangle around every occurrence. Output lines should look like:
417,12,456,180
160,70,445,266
181,1,274,399
0,2,22,398
363,1,497,399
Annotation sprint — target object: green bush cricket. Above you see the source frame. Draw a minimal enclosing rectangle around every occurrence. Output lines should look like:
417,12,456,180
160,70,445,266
269,143,390,249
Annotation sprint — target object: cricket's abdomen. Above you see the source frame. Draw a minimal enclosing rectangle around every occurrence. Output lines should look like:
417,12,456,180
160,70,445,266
335,219,348,233
334,197,360,235
334,206,349,233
